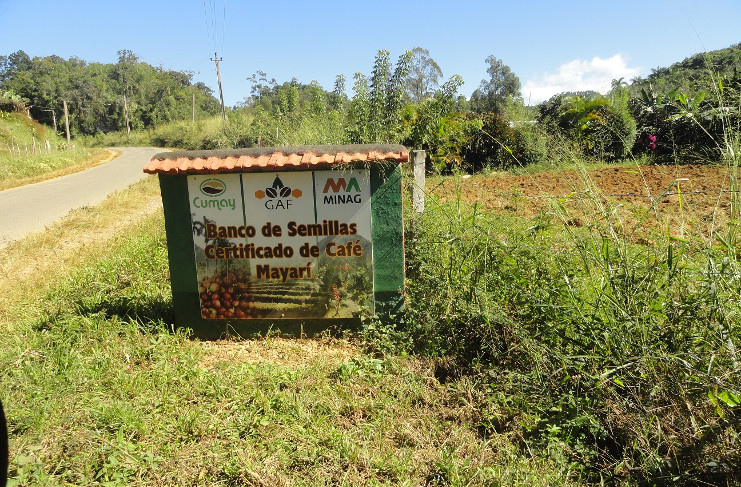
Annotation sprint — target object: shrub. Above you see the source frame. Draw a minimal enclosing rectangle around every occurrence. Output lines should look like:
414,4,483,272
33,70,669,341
0,90,26,113
401,178,741,484
629,88,737,163
460,112,517,170
460,113,552,171
537,94,636,162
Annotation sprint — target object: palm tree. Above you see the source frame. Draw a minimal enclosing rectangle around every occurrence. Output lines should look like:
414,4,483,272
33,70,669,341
559,95,611,135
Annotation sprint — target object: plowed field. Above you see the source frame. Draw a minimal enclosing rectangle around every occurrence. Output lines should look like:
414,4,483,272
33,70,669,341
433,164,737,243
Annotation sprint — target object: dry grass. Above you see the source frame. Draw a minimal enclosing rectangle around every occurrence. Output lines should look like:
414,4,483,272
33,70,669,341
199,336,362,369
0,175,161,327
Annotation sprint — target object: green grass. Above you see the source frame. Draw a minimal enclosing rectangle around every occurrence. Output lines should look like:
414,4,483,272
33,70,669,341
402,159,741,485
4,113,741,484
0,111,112,190
0,180,579,486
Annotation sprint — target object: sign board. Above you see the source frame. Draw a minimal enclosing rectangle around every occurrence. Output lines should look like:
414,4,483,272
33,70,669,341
147,144,407,337
187,169,374,320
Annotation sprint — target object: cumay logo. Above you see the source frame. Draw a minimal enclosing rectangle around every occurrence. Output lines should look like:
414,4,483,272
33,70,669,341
199,179,226,196
254,175,303,210
193,178,236,211
322,177,362,204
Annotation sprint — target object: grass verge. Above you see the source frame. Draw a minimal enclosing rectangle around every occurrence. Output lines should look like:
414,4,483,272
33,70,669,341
0,148,117,191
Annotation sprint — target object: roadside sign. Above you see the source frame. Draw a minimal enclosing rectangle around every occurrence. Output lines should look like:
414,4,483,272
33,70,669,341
145,145,407,337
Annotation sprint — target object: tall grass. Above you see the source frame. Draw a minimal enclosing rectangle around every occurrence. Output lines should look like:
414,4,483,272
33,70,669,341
86,109,348,150
400,135,741,484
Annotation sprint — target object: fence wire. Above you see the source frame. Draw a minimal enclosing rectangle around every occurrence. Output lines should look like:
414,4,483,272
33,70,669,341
442,180,741,202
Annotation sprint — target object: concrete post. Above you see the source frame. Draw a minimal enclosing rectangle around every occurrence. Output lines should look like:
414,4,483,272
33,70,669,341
412,150,426,214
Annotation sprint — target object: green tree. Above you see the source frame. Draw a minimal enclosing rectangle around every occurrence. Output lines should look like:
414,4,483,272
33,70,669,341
0,50,31,83
404,47,443,102
346,49,412,144
470,55,522,115
1,50,221,136
330,74,347,109
406,74,482,170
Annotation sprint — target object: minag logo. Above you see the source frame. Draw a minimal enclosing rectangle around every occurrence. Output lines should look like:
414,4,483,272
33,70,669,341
322,177,362,204
200,179,226,197
255,175,302,209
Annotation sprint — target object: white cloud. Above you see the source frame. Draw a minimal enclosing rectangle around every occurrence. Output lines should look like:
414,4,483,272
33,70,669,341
522,54,641,105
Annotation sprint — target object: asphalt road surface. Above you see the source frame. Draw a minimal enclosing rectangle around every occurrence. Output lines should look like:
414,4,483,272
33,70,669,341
0,147,165,248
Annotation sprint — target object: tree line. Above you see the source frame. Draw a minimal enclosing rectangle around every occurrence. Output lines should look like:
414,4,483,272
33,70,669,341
3,44,741,169
0,49,222,136
225,44,741,170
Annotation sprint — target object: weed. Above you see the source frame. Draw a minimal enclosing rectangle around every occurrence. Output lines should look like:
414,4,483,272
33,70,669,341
403,136,741,483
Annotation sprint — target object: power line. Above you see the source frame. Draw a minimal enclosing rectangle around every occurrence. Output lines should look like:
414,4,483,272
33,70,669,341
204,0,227,118
221,0,227,54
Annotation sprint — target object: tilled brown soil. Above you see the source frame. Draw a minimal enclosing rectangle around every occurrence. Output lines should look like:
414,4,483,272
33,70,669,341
433,164,737,242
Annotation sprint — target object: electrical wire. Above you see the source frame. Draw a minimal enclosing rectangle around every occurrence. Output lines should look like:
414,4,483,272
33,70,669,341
221,0,227,55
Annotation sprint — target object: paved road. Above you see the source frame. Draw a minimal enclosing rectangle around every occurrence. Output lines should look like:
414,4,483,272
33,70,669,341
0,147,165,248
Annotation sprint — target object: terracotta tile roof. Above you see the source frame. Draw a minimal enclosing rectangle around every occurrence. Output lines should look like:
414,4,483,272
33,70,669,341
144,144,409,175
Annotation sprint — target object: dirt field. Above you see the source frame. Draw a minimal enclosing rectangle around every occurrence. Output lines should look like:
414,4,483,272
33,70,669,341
433,164,737,243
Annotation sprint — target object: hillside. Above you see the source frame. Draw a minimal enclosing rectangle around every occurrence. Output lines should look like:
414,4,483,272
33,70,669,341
0,104,109,190
630,42,741,95
0,50,222,137
0,110,60,153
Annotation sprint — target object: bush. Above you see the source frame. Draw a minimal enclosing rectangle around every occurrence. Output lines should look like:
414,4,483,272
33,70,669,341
460,113,552,171
537,95,636,162
629,92,735,163
460,112,516,170
0,90,26,113
401,184,741,484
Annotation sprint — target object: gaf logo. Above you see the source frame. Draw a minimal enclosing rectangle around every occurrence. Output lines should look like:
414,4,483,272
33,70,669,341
255,175,302,210
322,177,362,204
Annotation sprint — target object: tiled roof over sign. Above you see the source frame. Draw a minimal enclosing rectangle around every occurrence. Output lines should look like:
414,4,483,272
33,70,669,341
144,144,409,175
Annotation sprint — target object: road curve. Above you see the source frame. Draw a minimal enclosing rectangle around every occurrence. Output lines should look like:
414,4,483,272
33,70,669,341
0,147,165,248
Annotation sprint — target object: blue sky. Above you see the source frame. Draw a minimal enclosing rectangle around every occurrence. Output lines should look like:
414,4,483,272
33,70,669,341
1,0,740,107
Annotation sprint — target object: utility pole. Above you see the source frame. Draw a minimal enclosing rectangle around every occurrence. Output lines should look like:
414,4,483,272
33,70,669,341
192,93,196,124
40,108,57,132
62,100,71,142
123,94,131,137
211,52,226,122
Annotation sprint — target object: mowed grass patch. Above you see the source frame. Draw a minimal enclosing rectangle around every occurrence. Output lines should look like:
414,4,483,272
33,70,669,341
0,147,116,191
0,174,578,485
1,315,578,486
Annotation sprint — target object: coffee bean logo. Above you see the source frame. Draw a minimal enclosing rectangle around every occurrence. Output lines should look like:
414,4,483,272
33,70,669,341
200,179,226,197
